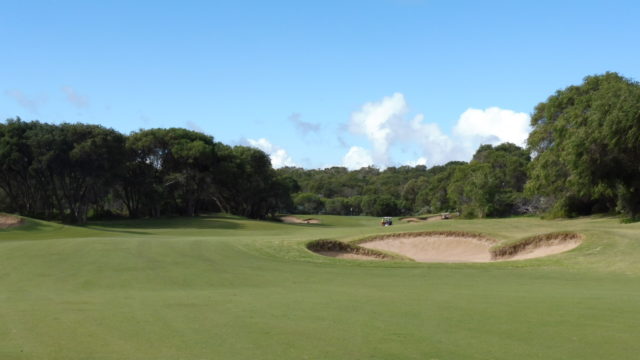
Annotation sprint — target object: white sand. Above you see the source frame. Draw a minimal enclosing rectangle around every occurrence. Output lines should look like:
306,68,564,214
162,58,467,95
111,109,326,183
361,235,493,263
503,239,582,261
359,234,581,263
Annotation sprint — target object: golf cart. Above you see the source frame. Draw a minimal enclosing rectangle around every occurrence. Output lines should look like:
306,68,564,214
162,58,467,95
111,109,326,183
380,217,393,226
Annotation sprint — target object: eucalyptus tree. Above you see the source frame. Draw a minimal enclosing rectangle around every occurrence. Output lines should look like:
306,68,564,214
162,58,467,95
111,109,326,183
0,119,47,216
447,144,529,218
123,128,218,217
41,123,126,223
526,72,640,218
0,119,126,223
214,145,292,218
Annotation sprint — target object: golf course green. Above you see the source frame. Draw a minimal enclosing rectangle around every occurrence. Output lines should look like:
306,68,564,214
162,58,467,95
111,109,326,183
1,214,639,359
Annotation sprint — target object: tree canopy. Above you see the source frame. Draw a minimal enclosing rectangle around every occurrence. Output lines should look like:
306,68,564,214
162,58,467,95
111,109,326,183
0,120,293,223
526,72,640,218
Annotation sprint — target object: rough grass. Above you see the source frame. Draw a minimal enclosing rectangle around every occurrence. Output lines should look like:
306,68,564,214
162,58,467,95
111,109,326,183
1,214,640,359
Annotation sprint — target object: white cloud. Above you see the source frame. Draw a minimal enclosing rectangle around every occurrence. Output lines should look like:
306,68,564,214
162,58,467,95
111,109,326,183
344,93,531,168
405,157,427,167
342,146,374,170
453,107,530,146
270,149,296,168
186,120,204,133
404,113,456,165
247,138,273,151
347,93,457,167
349,92,406,165
247,138,296,168
288,113,320,135
61,86,89,108
4,89,46,114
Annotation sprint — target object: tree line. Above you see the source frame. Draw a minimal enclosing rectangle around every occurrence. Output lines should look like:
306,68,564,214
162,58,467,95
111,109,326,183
0,122,294,223
2,72,639,222
279,72,640,220
277,142,530,217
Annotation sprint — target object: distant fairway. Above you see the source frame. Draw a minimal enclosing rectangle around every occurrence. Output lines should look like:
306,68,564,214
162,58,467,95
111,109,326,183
1,215,640,359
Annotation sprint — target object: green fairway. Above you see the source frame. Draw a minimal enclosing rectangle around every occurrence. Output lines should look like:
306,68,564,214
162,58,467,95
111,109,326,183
1,215,639,359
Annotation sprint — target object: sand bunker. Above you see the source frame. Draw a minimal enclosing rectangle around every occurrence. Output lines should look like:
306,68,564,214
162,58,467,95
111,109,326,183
503,240,581,261
360,232,581,262
401,213,458,223
280,216,321,224
0,215,23,229
306,239,392,261
491,233,583,261
311,232,582,263
361,235,493,262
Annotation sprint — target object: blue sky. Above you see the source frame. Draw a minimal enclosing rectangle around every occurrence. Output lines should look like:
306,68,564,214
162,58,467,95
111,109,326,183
2,0,639,169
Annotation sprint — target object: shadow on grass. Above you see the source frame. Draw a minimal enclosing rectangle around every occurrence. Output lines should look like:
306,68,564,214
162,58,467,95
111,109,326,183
83,227,151,235
1,215,248,241
281,222,331,228
86,215,245,231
